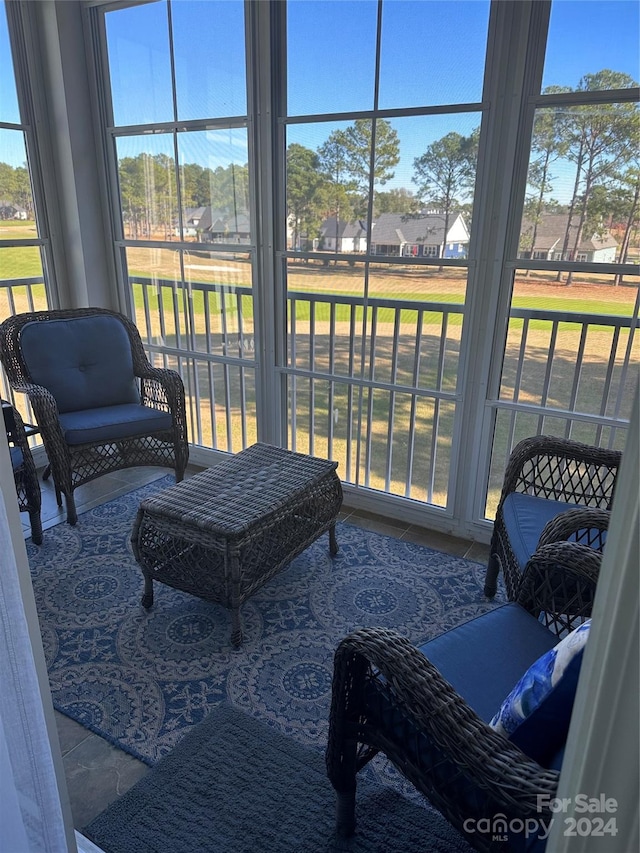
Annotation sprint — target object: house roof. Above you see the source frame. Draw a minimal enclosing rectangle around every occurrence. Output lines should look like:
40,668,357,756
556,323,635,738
0,199,26,212
370,212,466,246
191,206,251,235
208,212,251,234
184,206,207,226
521,214,618,253
320,218,367,239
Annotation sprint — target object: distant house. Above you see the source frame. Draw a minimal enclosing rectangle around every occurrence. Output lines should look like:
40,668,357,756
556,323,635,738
177,206,251,244
317,211,470,258
318,218,368,253
519,214,618,263
182,206,208,237
0,200,28,220
369,211,469,259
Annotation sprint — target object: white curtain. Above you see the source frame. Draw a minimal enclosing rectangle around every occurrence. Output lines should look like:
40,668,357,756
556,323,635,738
0,429,71,852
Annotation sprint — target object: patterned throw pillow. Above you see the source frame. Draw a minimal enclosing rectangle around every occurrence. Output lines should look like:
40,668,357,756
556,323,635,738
489,620,591,766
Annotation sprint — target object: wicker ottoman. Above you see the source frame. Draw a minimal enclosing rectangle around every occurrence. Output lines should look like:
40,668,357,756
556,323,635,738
130,443,343,646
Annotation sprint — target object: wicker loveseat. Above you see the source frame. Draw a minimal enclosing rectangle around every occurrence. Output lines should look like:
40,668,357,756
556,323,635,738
0,308,189,525
326,552,598,852
484,435,620,601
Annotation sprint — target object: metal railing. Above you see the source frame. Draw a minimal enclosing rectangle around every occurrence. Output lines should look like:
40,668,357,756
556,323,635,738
0,274,636,518
285,289,463,505
485,303,638,515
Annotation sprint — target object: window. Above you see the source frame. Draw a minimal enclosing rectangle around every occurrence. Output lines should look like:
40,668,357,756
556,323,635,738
486,0,639,517
0,0,52,401
101,0,254,454
284,0,489,505
91,1,638,535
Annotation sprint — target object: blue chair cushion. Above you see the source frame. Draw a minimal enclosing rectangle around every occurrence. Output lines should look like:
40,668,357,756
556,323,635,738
418,603,558,722
10,446,23,471
20,316,140,413
368,604,558,741
364,606,561,837
58,404,173,445
502,493,582,569
490,620,590,766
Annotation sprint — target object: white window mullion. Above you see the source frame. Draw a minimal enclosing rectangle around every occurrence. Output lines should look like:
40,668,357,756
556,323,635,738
248,0,284,446
451,0,552,537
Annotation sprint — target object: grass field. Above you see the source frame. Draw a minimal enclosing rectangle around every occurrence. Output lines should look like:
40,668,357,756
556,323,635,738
2,223,637,515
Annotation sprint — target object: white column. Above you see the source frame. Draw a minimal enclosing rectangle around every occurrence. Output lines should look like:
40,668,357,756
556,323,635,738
548,384,639,852
0,428,76,852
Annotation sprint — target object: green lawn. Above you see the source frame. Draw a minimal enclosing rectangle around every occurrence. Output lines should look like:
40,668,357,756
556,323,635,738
131,278,636,331
0,244,43,280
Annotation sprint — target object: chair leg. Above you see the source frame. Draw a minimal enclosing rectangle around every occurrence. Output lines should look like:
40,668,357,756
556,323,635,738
65,493,78,526
484,554,500,598
29,510,43,545
335,788,357,838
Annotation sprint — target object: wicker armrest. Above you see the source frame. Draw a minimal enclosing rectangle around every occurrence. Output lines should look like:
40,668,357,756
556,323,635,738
519,542,601,634
13,382,65,442
15,382,70,485
331,627,559,814
139,367,186,410
538,507,610,550
498,435,621,507
3,401,28,449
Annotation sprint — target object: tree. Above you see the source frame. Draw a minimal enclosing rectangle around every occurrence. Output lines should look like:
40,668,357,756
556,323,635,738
587,163,640,285
523,86,570,274
12,166,33,218
556,70,638,284
412,129,478,266
318,119,400,232
286,143,326,250
318,130,357,256
340,119,400,217
613,166,640,285
180,162,209,208
0,161,33,218
375,187,420,216
206,163,248,214
118,155,147,239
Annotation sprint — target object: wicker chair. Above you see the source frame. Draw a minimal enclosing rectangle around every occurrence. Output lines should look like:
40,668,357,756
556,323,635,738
0,308,189,525
3,400,43,544
484,435,620,601
326,551,599,853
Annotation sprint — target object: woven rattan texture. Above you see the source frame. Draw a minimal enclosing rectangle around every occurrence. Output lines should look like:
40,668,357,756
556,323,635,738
137,442,339,535
0,308,189,525
485,435,620,600
131,443,343,645
326,568,595,853
3,402,42,544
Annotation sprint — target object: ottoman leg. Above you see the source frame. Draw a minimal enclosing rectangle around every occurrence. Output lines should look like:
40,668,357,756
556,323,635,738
230,607,243,648
141,574,154,608
329,523,339,556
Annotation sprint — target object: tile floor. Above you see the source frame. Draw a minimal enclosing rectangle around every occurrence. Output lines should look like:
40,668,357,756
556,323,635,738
21,463,490,831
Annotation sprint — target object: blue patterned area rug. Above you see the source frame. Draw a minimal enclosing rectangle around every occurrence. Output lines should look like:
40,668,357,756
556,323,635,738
84,703,473,853
28,475,502,777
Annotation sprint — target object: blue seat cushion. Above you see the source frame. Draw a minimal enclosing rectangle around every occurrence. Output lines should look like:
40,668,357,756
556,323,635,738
418,603,558,722
20,316,140,413
58,404,173,445
368,604,557,741
364,606,561,834
10,446,23,471
502,493,582,569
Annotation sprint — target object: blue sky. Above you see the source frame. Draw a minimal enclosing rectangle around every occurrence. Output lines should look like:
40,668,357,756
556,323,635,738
1,0,639,205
